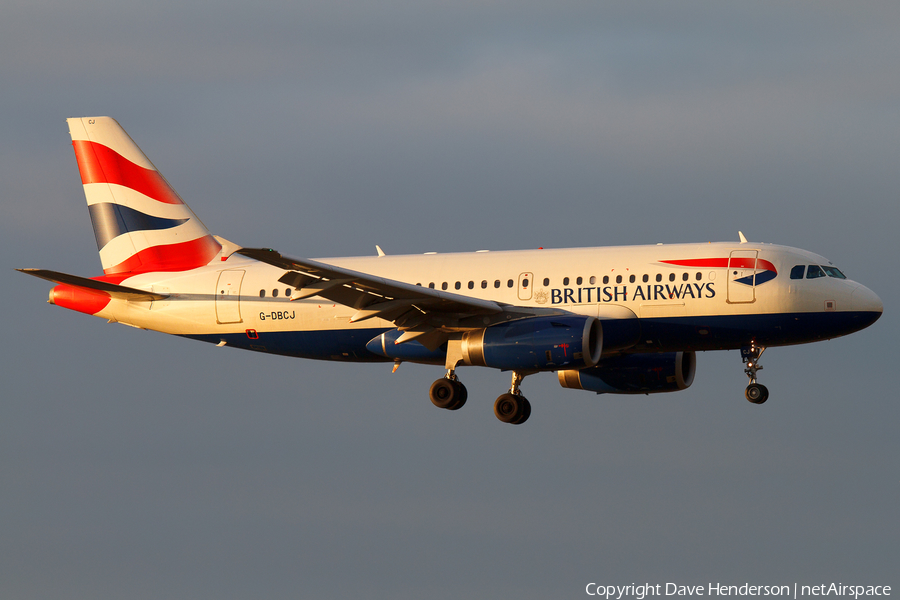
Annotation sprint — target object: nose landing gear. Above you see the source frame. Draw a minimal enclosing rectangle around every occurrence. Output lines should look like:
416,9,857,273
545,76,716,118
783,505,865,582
741,344,769,404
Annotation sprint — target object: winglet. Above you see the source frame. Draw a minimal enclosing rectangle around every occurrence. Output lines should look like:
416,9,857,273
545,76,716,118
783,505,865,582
738,231,748,244
376,245,386,257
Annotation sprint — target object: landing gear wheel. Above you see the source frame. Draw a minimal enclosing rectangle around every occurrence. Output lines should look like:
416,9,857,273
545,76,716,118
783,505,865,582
494,393,531,424
513,397,531,424
429,378,467,410
745,383,769,404
741,344,769,405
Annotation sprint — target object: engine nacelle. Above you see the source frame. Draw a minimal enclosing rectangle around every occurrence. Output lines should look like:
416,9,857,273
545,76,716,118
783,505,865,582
461,315,602,371
558,351,696,394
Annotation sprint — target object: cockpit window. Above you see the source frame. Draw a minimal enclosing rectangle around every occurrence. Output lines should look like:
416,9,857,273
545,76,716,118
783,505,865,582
806,265,826,279
822,266,846,279
790,265,805,280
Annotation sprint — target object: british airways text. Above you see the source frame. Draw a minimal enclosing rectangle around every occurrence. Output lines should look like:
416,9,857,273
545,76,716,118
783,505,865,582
550,283,716,305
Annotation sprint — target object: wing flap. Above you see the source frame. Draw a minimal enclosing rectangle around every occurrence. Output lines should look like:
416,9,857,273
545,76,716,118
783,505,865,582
350,299,420,323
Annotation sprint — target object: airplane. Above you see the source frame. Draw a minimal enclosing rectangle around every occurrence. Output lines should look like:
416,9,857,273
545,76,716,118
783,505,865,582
19,117,883,424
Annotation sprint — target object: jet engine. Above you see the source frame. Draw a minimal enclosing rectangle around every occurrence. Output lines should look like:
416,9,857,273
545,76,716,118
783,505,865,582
461,315,602,371
558,351,696,394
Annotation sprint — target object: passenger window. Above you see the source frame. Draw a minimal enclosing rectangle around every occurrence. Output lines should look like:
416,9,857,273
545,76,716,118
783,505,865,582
616,275,622,284
669,273,676,282
259,289,266,298
656,274,662,282
442,282,448,290
481,280,488,289
272,289,278,298
642,274,649,283
428,283,435,289
576,276,583,285
603,276,609,285
682,272,689,281
468,281,474,289
285,289,291,297
494,280,501,288
454,281,461,290
522,278,529,288
543,277,550,286
806,265,825,279
507,279,514,288
629,275,635,283
695,272,702,281
790,265,805,280
563,277,570,286
589,276,596,285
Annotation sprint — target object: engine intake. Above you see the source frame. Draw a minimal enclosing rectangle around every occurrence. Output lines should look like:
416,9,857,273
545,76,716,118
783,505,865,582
558,351,696,394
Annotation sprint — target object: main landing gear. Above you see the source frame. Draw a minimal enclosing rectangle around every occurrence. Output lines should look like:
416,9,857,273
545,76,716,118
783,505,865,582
493,371,532,425
429,371,467,411
428,369,532,424
741,344,769,404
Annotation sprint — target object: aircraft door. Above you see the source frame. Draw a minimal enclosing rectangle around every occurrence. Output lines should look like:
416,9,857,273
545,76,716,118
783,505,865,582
517,272,533,301
216,270,245,323
727,250,757,304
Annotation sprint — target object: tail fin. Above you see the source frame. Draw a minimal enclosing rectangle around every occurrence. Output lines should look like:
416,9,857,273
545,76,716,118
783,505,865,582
67,117,222,276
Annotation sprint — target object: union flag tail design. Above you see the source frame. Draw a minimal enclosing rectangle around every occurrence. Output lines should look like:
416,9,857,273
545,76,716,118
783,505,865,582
67,117,222,276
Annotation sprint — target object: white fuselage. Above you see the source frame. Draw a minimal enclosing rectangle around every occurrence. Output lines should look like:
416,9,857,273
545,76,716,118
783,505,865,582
83,241,882,361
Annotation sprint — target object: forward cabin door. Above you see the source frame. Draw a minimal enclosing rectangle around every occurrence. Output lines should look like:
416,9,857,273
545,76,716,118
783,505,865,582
727,250,758,304
216,270,245,323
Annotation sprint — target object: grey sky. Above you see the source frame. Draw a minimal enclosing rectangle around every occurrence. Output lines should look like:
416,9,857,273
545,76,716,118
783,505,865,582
2,1,898,598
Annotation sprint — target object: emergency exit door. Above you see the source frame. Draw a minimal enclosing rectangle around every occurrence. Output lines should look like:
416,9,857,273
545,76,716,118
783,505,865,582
517,272,533,301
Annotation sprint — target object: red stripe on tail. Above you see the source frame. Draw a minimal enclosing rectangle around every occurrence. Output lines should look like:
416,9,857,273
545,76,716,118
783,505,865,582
72,140,184,205
103,236,222,276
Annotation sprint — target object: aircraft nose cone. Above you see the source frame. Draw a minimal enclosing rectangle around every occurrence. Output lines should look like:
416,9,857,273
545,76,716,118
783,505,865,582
852,284,883,315
850,285,883,330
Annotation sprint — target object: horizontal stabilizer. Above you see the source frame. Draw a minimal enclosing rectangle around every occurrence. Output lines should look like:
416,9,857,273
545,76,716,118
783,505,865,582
17,269,167,301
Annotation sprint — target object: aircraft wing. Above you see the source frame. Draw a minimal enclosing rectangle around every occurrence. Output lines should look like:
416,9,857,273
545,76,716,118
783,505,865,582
237,247,550,349
17,269,168,301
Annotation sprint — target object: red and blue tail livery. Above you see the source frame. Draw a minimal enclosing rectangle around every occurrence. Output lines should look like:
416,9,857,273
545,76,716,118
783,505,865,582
19,117,883,424
68,117,221,276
